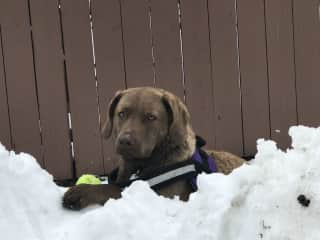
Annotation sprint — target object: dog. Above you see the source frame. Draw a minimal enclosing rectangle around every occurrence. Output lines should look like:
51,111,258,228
63,87,245,210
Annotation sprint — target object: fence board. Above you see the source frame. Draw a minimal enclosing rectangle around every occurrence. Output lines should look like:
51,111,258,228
237,0,270,156
29,0,72,180
208,0,243,155
0,27,11,150
120,0,154,87
61,0,104,176
2,0,320,180
293,0,320,126
91,0,126,173
1,0,42,163
265,0,297,149
180,0,215,148
150,0,184,99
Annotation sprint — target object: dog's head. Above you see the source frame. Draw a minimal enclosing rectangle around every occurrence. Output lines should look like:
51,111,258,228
102,87,193,161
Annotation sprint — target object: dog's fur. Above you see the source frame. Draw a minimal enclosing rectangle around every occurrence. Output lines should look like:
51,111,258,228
63,87,245,210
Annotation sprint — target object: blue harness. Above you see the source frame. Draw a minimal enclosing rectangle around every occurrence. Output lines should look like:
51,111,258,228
108,136,217,191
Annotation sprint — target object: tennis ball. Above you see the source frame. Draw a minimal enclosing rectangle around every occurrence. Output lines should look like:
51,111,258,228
76,174,101,185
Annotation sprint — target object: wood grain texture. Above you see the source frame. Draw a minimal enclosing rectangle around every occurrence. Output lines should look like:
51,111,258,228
120,0,154,87
61,0,104,176
91,0,126,173
208,0,243,155
1,0,42,163
265,0,297,150
151,0,184,99
293,0,320,126
29,0,73,179
180,0,215,149
237,0,270,156
0,27,11,150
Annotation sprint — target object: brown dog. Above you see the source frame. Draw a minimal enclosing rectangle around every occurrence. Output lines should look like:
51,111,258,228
63,87,245,210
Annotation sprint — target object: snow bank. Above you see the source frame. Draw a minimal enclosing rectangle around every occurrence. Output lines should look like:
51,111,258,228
1,126,320,240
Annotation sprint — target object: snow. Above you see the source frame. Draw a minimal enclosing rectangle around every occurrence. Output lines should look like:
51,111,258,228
1,125,320,240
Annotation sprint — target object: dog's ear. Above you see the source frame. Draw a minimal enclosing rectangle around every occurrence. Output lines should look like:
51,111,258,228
162,93,190,134
102,91,123,139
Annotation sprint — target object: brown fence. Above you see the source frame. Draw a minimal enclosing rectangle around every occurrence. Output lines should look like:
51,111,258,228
0,0,320,180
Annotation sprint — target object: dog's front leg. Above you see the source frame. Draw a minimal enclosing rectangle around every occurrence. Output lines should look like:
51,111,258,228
62,184,122,210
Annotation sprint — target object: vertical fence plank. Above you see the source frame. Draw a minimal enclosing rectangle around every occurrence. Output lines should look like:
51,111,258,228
29,0,73,180
180,0,215,148
237,0,270,156
265,0,297,150
150,0,184,99
0,27,11,150
293,0,320,126
61,0,104,176
208,0,243,155
120,0,154,87
91,0,126,173
1,0,42,163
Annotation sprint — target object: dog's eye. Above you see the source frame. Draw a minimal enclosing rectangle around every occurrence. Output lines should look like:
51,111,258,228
118,111,126,119
146,114,157,121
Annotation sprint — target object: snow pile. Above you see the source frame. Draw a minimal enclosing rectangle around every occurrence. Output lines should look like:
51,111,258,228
1,125,320,240
0,144,61,239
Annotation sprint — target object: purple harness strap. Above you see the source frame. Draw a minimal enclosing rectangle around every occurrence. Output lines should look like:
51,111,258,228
189,147,217,190
192,148,217,172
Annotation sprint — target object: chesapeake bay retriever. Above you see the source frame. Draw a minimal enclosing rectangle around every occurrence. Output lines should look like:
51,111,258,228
63,87,245,210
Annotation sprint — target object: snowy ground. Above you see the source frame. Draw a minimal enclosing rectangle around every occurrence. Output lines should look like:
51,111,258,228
1,125,320,240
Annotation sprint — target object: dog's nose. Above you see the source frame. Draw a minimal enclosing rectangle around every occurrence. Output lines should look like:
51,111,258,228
118,133,135,147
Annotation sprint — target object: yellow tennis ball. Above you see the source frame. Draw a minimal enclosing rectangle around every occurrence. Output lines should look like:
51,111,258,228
76,174,101,185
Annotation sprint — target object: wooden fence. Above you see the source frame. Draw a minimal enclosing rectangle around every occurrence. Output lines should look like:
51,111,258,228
0,0,320,180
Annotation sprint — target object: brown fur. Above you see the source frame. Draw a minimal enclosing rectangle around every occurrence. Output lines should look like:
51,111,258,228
63,87,245,210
